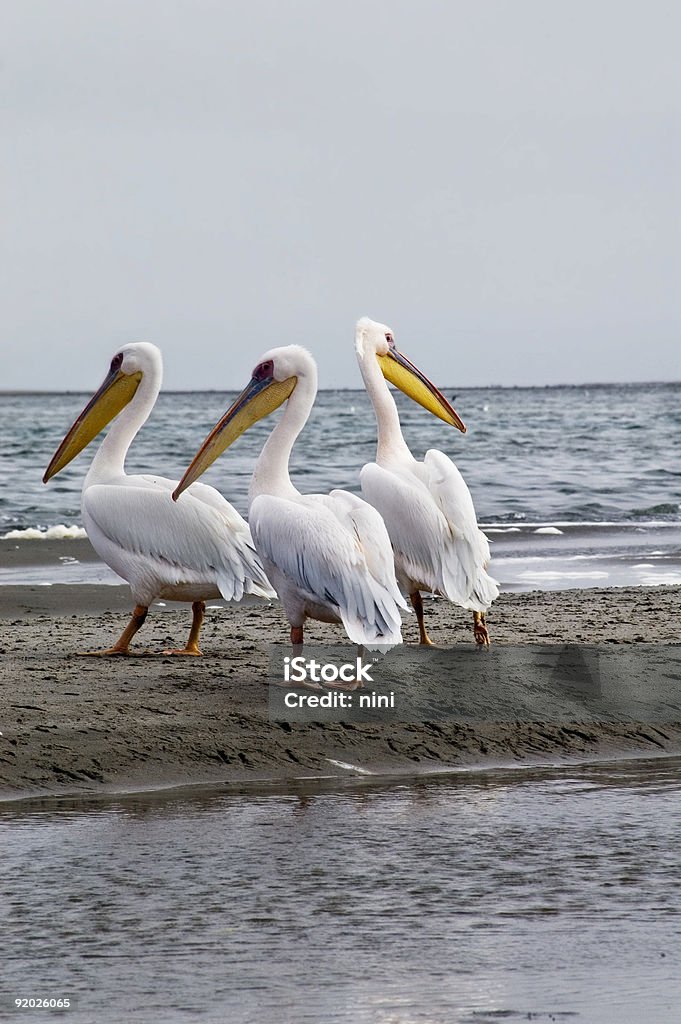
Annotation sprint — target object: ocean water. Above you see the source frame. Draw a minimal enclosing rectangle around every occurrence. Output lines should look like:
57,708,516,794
1,383,680,590
3,759,681,1024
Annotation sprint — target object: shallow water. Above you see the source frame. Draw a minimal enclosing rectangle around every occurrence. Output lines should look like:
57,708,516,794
3,518,681,592
3,759,681,1023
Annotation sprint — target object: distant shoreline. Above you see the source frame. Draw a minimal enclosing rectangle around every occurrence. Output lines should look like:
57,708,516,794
2,380,680,397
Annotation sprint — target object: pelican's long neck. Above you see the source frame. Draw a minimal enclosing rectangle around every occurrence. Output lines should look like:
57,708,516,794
358,349,411,463
85,369,161,485
249,373,316,506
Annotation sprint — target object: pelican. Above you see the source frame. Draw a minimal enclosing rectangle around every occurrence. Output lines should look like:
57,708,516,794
43,342,274,655
173,346,407,660
354,317,499,646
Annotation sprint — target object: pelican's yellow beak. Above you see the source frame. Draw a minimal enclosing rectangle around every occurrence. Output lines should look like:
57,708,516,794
377,348,466,432
172,372,297,500
43,365,143,482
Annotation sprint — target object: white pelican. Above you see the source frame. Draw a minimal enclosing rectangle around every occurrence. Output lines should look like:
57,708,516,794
43,343,274,655
173,345,407,658
354,317,499,646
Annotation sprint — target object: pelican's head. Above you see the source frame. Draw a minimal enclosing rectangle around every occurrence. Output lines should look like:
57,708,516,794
173,345,311,500
43,342,162,483
355,317,466,432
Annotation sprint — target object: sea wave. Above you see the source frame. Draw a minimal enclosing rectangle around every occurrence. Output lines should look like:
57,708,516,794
2,524,87,541
480,520,681,531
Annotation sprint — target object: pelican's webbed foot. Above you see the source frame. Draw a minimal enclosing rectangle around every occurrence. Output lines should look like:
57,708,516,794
162,601,205,656
473,611,490,646
78,604,149,656
78,646,134,657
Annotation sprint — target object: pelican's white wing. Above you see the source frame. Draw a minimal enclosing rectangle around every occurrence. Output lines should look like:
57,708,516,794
82,475,274,605
360,451,498,612
249,491,406,648
322,489,407,608
423,449,498,608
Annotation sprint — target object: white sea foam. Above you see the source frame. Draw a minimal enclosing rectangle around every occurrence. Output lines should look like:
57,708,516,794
2,524,87,541
479,520,680,530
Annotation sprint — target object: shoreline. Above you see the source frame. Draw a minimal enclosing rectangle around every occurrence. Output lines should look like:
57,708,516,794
4,524,681,594
1,583,680,802
3,749,680,811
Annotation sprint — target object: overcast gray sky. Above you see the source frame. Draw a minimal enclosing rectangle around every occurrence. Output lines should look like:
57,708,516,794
2,0,680,390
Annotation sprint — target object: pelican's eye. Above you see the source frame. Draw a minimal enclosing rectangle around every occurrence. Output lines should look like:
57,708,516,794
253,359,274,381
110,352,124,372
385,333,395,347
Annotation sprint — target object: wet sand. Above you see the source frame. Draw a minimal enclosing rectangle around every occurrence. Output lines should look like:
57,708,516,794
1,555,680,801
0,535,99,570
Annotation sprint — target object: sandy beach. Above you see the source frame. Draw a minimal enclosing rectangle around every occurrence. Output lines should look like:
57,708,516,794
0,538,679,801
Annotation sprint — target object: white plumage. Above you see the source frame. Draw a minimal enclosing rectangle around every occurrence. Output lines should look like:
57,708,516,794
355,318,499,645
44,342,273,654
360,451,498,610
82,476,270,606
250,488,405,649
176,344,408,652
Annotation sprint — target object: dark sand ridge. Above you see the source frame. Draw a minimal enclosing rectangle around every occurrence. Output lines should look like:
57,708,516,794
1,561,680,800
